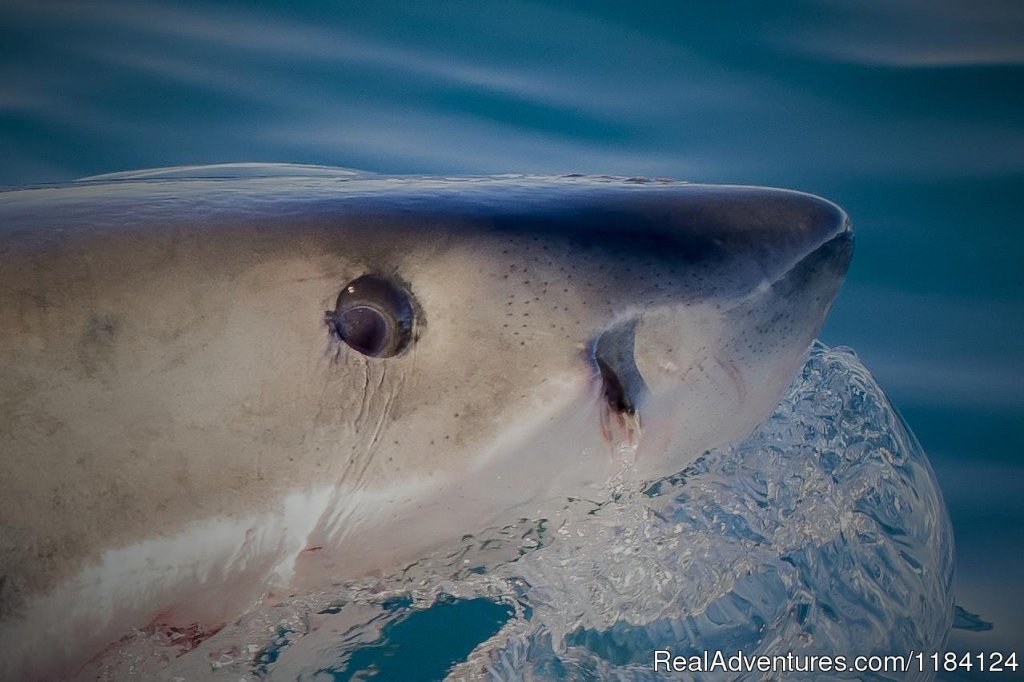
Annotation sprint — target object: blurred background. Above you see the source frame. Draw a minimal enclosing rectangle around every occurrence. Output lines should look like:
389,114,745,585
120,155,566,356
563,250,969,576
2,0,1021,671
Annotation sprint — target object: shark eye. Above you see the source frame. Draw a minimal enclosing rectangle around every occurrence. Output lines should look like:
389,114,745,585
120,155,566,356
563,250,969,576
327,275,415,358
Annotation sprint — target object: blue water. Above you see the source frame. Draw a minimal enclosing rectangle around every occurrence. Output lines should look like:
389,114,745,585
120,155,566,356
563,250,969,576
307,598,512,681
2,1,1021,679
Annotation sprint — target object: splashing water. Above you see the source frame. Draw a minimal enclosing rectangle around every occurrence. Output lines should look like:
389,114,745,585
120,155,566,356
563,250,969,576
88,344,954,681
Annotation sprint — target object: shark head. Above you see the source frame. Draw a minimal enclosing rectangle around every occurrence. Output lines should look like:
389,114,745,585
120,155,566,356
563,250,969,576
0,168,851,677
312,179,852,513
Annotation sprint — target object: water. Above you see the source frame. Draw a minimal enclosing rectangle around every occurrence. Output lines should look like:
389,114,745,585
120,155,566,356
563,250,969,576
2,1,1021,679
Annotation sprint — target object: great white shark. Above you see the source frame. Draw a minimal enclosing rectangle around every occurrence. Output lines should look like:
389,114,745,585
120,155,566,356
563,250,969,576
0,164,852,679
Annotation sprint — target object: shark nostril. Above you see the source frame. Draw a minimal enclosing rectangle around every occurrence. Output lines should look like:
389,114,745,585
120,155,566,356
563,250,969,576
597,356,634,415
592,319,648,416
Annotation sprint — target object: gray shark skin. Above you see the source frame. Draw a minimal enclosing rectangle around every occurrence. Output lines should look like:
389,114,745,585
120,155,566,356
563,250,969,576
0,166,852,679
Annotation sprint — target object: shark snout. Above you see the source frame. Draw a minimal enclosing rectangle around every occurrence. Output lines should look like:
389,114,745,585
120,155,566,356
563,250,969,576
782,224,854,289
586,188,852,478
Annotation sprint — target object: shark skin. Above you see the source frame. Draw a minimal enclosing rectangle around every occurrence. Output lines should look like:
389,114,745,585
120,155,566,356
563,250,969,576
0,166,852,679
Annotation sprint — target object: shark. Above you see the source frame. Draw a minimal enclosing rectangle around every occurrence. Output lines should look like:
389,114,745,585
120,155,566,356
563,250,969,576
0,164,852,678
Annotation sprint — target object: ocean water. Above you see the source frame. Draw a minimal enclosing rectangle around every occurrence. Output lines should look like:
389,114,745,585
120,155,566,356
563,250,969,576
1,1,1021,680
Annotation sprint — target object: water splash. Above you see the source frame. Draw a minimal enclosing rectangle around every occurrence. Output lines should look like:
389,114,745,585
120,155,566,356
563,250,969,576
88,344,954,681
472,344,955,681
